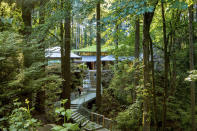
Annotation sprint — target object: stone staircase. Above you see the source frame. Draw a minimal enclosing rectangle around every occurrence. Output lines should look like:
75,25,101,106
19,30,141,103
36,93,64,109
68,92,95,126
70,104,104,130
71,112,90,127
89,70,96,88
71,111,104,131
70,104,79,111
70,101,110,131
38,70,109,131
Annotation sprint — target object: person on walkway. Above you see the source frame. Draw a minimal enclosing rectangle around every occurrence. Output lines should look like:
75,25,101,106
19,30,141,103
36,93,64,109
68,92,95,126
94,73,96,80
78,87,81,96
78,86,83,96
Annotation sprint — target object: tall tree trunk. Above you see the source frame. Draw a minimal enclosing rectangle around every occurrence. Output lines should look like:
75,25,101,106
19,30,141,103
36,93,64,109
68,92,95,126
135,18,140,59
161,2,169,130
189,4,196,131
21,0,32,35
81,27,83,47
72,14,74,49
171,47,176,96
196,3,197,22
0,1,2,31
60,20,65,78
60,0,65,99
142,12,155,131
115,22,119,69
170,34,177,97
21,0,33,105
22,0,32,68
89,20,93,46
84,26,87,47
133,17,140,102
60,0,65,79
61,0,71,109
76,23,78,49
78,23,81,48
96,0,101,108
35,0,46,114
149,36,158,131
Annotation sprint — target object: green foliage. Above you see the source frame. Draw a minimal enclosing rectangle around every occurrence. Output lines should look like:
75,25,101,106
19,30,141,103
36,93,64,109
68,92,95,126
185,70,197,81
52,123,79,131
9,99,40,131
52,99,79,131
116,101,142,130
109,61,143,105
99,92,122,118
73,45,113,53
0,2,23,31
100,60,143,119
46,62,86,92
0,19,62,130
0,0,197,130
55,99,73,123
0,31,24,121
169,0,188,10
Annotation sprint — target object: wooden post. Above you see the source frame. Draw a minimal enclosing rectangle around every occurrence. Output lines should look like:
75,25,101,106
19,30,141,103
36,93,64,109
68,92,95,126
97,115,99,124
91,113,93,121
103,115,105,127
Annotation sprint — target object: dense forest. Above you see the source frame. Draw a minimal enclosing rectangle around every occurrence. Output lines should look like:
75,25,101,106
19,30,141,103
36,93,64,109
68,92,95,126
0,0,197,130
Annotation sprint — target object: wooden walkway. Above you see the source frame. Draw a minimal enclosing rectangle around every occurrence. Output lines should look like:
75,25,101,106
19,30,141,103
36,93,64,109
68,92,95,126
38,70,111,131
70,70,110,131
70,92,110,130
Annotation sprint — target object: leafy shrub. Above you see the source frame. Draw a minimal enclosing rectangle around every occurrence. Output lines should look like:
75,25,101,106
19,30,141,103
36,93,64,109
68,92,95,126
116,101,142,130
99,91,122,118
52,99,79,131
9,99,40,131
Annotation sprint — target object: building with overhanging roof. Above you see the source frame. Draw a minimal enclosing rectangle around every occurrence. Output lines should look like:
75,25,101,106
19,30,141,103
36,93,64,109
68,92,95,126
46,46,82,64
46,46,135,70
101,55,135,69
73,45,113,69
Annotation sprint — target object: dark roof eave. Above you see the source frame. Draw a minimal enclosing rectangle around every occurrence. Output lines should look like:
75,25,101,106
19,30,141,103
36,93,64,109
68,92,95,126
46,57,81,59
74,51,108,53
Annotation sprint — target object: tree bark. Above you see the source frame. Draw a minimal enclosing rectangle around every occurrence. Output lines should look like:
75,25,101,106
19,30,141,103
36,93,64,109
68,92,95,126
78,23,81,47
96,0,101,108
133,17,140,102
21,0,33,105
61,0,71,109
21,0,32,68
115,22,119,69
149,36,158,131
161,1,167,130
84,26,87,47
60,20,65,78
72,14,74,49
196,3,197,22
21,0,32,35
170,34,176,97
35,0,46,114
89,19,93,46
135,18,140,60
142,12,155,131
76,23,77,49
189,4,196,131
161,2,169,131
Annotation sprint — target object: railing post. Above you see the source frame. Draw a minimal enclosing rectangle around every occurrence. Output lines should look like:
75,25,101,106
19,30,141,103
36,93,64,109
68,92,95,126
97,114,99,124
110,122,112,131
103,115,105,127
91,112,93,121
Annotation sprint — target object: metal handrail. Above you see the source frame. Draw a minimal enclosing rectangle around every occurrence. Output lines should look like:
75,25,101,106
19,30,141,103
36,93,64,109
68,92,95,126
73,70,114,130
78,105,115,130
